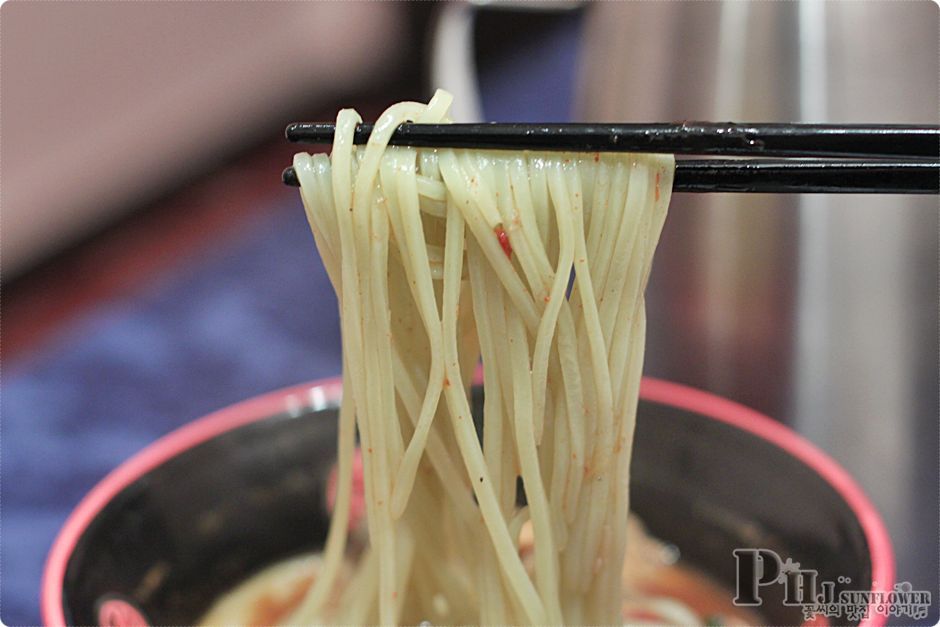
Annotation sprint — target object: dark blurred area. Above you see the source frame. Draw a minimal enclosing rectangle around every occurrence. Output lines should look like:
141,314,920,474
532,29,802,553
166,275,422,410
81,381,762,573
2,1,936,625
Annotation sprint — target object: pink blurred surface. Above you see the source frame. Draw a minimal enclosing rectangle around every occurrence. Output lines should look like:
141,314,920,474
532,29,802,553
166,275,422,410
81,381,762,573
2,1,406,274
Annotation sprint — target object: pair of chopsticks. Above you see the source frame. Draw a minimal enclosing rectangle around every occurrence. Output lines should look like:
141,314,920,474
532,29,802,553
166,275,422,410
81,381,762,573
282,122,939,194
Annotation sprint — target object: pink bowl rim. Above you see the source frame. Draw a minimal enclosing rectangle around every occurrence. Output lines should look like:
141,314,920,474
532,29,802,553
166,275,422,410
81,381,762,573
41,376,894,627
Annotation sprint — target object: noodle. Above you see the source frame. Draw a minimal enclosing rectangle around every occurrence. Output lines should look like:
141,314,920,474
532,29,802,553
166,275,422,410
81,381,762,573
289,90,674,625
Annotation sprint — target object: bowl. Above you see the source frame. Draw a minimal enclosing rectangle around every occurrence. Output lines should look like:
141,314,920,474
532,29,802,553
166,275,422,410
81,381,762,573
43,377,893,626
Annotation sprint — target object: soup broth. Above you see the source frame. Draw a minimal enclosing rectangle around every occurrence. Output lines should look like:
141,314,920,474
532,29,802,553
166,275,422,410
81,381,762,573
200,517,762,626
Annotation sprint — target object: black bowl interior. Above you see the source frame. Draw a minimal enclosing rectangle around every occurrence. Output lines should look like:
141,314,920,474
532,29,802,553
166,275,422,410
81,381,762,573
60,389,872,625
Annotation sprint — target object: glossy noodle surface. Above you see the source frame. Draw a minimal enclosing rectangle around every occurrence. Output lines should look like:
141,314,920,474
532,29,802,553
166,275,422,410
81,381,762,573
288,90,674,625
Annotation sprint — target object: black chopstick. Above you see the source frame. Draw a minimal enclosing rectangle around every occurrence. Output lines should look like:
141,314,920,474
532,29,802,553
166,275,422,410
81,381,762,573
285,122,939,159
670,159,938,194
282,159,939,194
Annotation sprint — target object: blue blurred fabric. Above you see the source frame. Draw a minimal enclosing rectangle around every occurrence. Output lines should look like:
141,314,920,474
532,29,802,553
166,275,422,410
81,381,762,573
3,206,343,625
1,12,582,625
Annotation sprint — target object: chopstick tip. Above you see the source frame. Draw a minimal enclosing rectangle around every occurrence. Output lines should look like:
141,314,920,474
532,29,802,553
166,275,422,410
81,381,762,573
285,123,302,142
282,166,299,187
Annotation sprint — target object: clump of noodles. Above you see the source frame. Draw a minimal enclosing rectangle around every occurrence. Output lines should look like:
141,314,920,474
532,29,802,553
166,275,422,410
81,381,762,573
290,90,674,625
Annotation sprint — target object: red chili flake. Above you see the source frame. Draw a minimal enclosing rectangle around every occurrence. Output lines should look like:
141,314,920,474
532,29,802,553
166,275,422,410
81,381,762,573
443,376,451,388
494,226,512,258
593,152,600,163
655,172,661,202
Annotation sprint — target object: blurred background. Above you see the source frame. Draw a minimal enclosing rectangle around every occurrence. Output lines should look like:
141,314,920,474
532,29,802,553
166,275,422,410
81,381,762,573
2,1,936,624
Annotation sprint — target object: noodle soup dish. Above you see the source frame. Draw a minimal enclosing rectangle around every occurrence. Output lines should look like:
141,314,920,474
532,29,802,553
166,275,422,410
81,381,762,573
43,378,892,626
